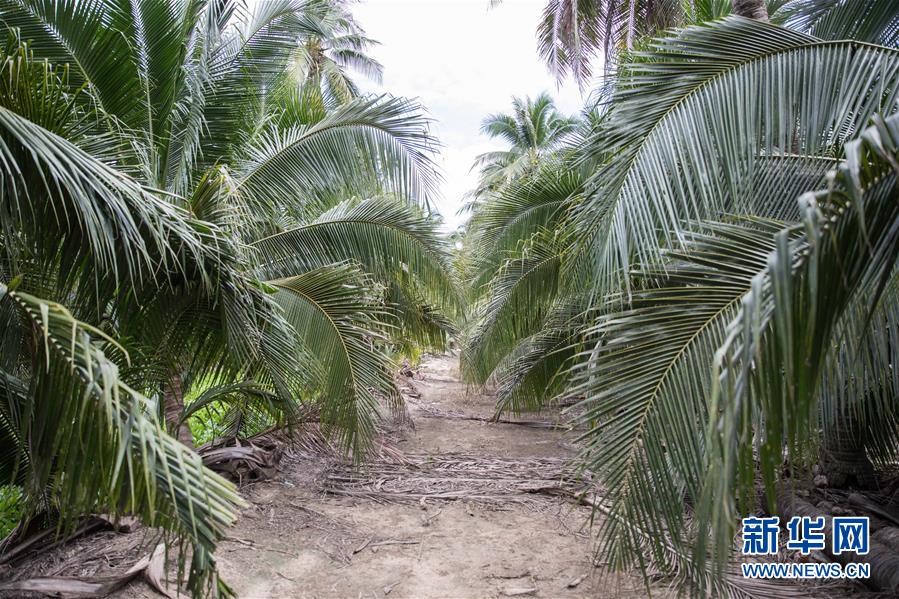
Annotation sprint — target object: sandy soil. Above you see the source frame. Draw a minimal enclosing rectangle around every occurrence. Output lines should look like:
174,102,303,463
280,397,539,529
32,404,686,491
158,354,664,598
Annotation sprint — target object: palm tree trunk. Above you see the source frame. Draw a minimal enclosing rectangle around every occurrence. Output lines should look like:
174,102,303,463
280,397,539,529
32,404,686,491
163,374,193,447
777,489,899,593
731,0,768,20
626,0,636,50
821,418,876,489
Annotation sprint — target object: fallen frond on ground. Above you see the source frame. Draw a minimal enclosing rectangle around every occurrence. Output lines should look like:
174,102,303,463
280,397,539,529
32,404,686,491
322,452,586,507
0,543,172,599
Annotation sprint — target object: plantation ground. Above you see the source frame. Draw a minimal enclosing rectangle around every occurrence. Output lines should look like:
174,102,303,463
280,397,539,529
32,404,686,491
2,356,871,598
138,355,661,598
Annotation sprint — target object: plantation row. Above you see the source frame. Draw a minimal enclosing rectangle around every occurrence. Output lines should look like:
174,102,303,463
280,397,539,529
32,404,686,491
2,0,899,597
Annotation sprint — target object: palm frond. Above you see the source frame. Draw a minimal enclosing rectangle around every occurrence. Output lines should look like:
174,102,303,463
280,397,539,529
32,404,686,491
469,159,583,264
0,0,145,124
493,293,591,414
537,0,612,87
383,279,456,354
819,272,899,465
252,197,460,315
2,283,241,596
462,233,562,385
570,218,787,574
270,264,396,456
0,103,213,291
573,17,899,295
237,95,441,211
196,0,329,168
700,112,899,576
777,0,899,46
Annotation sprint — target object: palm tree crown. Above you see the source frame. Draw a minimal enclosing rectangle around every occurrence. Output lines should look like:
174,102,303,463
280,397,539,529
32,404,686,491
471,92,577,198
291,0,385,106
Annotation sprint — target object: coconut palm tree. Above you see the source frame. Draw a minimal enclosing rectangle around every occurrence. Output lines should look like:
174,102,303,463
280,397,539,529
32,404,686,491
460,105,601,404
464,6,899,594
290,0,385,107
460,106,600,399
491,0,685,86
470,93,577,200
499,0,898,87
0,0,456,595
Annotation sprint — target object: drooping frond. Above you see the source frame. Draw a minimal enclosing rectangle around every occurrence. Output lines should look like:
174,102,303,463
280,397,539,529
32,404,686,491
819,272,899,465
699,112,899,576
777,0,899,46
468,159,583,264
537,0,611,87
196,0,328,169
0,103,212,291
330,43,384,83
569,219,787,574
2,284,241,597
462,233,562,385
270,264,397,456
251,197,460,315
572,17,899,295
535,0,682,87
383,279,457,354
493,293,591,415
237,95,440,211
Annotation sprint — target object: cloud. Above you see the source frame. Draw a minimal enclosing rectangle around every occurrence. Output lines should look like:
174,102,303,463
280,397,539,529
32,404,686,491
354,0,585,230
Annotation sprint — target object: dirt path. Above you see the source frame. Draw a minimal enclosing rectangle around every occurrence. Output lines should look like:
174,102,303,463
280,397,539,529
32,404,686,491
134,354,661,598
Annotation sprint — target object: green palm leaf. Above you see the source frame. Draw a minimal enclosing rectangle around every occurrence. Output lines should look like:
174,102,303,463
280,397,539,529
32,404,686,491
569,219,787,573
573,17,899,294
462,233,562,385
492,294,590,414
2,284,241,596
0,103,212,289
252,197,460,314
818,274,899,465
0,0,145,123
237,95,440,211
777,0,899,45
700,112,899,576
269,264,397,456
469,159,582,264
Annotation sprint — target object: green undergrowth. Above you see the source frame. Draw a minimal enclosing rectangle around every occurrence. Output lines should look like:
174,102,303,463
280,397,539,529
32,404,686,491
0,485,22,539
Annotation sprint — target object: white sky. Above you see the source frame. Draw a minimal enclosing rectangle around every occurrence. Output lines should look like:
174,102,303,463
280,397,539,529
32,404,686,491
353,0,586,230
